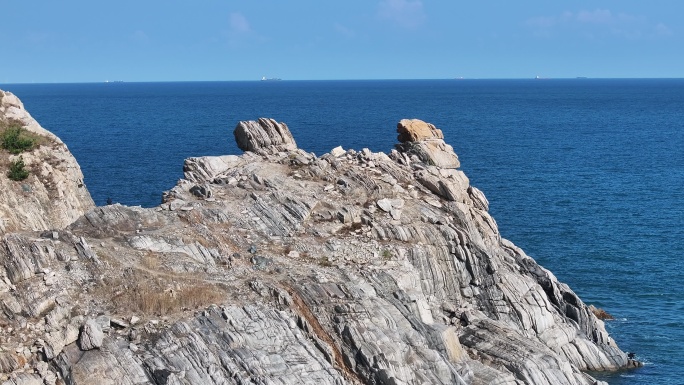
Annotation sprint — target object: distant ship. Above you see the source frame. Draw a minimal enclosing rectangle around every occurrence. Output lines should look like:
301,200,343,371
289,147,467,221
261,76,282,81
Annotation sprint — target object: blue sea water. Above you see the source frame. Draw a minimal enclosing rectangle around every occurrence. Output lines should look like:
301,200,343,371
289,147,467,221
3,79,683,384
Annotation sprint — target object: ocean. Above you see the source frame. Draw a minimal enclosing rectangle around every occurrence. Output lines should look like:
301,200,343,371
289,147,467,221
3,79,682,384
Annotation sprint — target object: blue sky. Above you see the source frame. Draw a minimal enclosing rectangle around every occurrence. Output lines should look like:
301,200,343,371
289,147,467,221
1,0,681,82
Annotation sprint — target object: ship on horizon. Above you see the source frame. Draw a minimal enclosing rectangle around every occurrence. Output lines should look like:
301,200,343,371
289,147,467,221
261,76,282,81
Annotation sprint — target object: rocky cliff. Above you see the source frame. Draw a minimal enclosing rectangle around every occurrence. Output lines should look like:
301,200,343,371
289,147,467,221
0,90,94,234
0,95,638,385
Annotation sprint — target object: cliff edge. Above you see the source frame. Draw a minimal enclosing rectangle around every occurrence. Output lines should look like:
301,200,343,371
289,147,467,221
0,95,639,385
0,90,94,234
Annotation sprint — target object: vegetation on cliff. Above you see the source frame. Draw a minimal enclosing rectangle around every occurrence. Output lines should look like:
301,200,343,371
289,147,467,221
0,120,37,154
0,119,41,181
6,156,29,181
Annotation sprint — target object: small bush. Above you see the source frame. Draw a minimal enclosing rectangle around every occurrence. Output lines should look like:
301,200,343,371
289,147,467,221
7,157,29,181
1,125,36,154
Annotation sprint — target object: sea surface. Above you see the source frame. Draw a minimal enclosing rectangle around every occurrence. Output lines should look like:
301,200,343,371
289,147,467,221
3,79,683,384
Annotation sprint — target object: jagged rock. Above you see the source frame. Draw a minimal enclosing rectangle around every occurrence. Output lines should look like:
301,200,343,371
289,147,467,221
109,318,129,329
376,198,403,212
55,340,149,385
397,118,444,142
1,374,42,385
234,118,297,152
330,146,345,157
468,186,489,211
189,184,212,198
0,234,38,284
0,103,637,385
395,119,460,168
415,168,471,202
0,352,25,373
79,319,103,350
182,155,242,183
43,324,79,360
34,361,57,385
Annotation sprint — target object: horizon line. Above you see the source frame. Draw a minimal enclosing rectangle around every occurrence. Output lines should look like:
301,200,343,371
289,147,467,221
2,77,683,86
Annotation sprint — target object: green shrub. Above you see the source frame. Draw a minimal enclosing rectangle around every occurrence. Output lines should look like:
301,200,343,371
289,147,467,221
1,125,36,154
7,157,29,181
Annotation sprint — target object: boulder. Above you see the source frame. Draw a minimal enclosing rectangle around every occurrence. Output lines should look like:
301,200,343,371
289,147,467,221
395,119,460,168
397,119,444,142
329,146,345,157
79,318,104,350
234,118,297,152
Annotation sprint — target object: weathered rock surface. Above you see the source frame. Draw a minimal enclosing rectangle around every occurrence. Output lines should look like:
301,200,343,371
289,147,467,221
0,99,639,385
397,118,445,142
78,319,103,350
395,119,460,168
0,90,94,234
234,117,297,153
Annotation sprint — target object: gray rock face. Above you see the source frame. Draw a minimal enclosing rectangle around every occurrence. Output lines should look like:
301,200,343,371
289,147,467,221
0,110,639,385
234,117,297,153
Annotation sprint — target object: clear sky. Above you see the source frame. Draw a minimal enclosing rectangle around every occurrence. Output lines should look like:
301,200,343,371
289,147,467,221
1,0,681,83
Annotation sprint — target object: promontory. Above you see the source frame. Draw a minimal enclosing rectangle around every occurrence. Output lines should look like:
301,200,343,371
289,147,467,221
0,90,639,385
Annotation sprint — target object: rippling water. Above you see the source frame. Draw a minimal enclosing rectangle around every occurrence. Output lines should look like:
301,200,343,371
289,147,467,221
3,79,683,384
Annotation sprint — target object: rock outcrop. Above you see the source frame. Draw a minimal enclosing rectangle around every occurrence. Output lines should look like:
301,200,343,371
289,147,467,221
395,118,460,169
234,117,297,153
0,90,94,234
0,102,639,385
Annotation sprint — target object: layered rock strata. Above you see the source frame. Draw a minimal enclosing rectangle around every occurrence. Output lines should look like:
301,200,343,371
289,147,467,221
0,90,94,234
0,99,638,385
234,118,297,153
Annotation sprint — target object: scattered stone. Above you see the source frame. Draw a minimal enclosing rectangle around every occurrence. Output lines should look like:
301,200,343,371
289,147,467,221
330,146,345,157
95,315,111,333
110,318,130,329
189,184,212,199
251,256,273,270
79,319,103,350
377,198,404,212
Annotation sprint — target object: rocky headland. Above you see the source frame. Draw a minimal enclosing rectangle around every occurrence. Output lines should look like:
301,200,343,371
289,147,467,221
0,91,639,385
